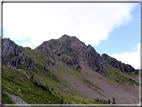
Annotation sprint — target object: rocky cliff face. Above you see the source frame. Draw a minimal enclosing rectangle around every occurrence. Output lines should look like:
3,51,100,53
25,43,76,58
36,34,108,74
2,38,34,71
36,34,135,75
101,53,135,74
2,35,139,105
2,35,136,75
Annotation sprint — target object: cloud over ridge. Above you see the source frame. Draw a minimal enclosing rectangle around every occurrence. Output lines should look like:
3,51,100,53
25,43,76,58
3,3,137,48
111,43,141,69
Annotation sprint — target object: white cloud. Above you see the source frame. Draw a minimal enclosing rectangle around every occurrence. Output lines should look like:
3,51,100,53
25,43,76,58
3,3,137,48
137,43,140,50
23,42,33,49
111,43,141,69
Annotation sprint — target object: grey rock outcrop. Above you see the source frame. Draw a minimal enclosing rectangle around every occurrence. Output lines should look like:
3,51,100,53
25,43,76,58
86,44,107,75
4,90,30,106
34,78,44,85
17,88,21,92
3,35,136,76
36,35,108,75
70,101,77,106
2,38,34,71
18,69,30,79
101,53,135,74
36,34,136,75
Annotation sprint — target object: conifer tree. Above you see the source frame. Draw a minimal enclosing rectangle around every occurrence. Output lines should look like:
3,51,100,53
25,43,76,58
108,99,110,104
112,97,115,104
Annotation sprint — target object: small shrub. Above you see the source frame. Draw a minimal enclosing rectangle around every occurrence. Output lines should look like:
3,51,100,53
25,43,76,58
31,74,34,80
33,81,38,87
9,52,15,59
51,88,54,91
61,57,65,62
69,58,72,61
96,98,99,102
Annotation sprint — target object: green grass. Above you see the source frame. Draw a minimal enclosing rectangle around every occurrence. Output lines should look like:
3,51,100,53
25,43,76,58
9,52,15,59
70,65,82,72
106,65,139,86
83,79,102,91
3,47,138,104
44,72,60,83
59,63,82,80
69,58,73,61
58,62,104,97
2,90,15,104
62,94,109,104
2,65,66,104
70,67,79,72
2,61,115,104
82,79,105,97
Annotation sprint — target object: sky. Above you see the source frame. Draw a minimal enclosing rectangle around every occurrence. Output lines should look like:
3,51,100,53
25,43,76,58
2,3,141,69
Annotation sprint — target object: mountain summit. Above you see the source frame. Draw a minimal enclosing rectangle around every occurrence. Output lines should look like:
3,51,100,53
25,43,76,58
36,34,135,76
2,35,139,104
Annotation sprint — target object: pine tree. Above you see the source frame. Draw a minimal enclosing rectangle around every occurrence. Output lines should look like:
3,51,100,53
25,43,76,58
108,99,110,104
61,97,64,104
112,97,115,104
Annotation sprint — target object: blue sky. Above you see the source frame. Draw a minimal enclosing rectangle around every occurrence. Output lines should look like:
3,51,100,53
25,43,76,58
2,3,141,69
94,3,140,55
3,28,34,48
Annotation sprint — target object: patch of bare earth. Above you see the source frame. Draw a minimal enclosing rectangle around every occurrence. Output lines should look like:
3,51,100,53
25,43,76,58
53,61,139,104
59,66,104,99
79,63,139,104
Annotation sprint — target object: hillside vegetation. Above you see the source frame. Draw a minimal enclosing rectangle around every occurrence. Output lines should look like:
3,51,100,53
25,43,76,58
2,35,140,105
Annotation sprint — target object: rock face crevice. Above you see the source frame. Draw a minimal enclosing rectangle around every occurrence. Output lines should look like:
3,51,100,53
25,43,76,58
2,38,34,71
86,45,106,73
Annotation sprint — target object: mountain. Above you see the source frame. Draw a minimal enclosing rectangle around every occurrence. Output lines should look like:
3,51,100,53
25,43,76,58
2,35,140,105
36,34,135,75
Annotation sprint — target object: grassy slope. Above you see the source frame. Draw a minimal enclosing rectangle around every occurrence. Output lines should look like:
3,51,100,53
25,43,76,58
2,48,110,104
105,65,139,92
2,90,15,104
2,48,139,104
24,48,104,96
2,65,109,104
2,65,63,104
57,61,105,97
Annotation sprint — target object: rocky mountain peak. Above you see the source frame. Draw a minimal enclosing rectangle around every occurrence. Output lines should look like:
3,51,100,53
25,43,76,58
59,34,70,41
87,44,94,50
68,37,86,50
3,38,23,58
2,38,34,71
101,53,109,61
3,35,136,76
35,35,136,75
2,36,139,104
